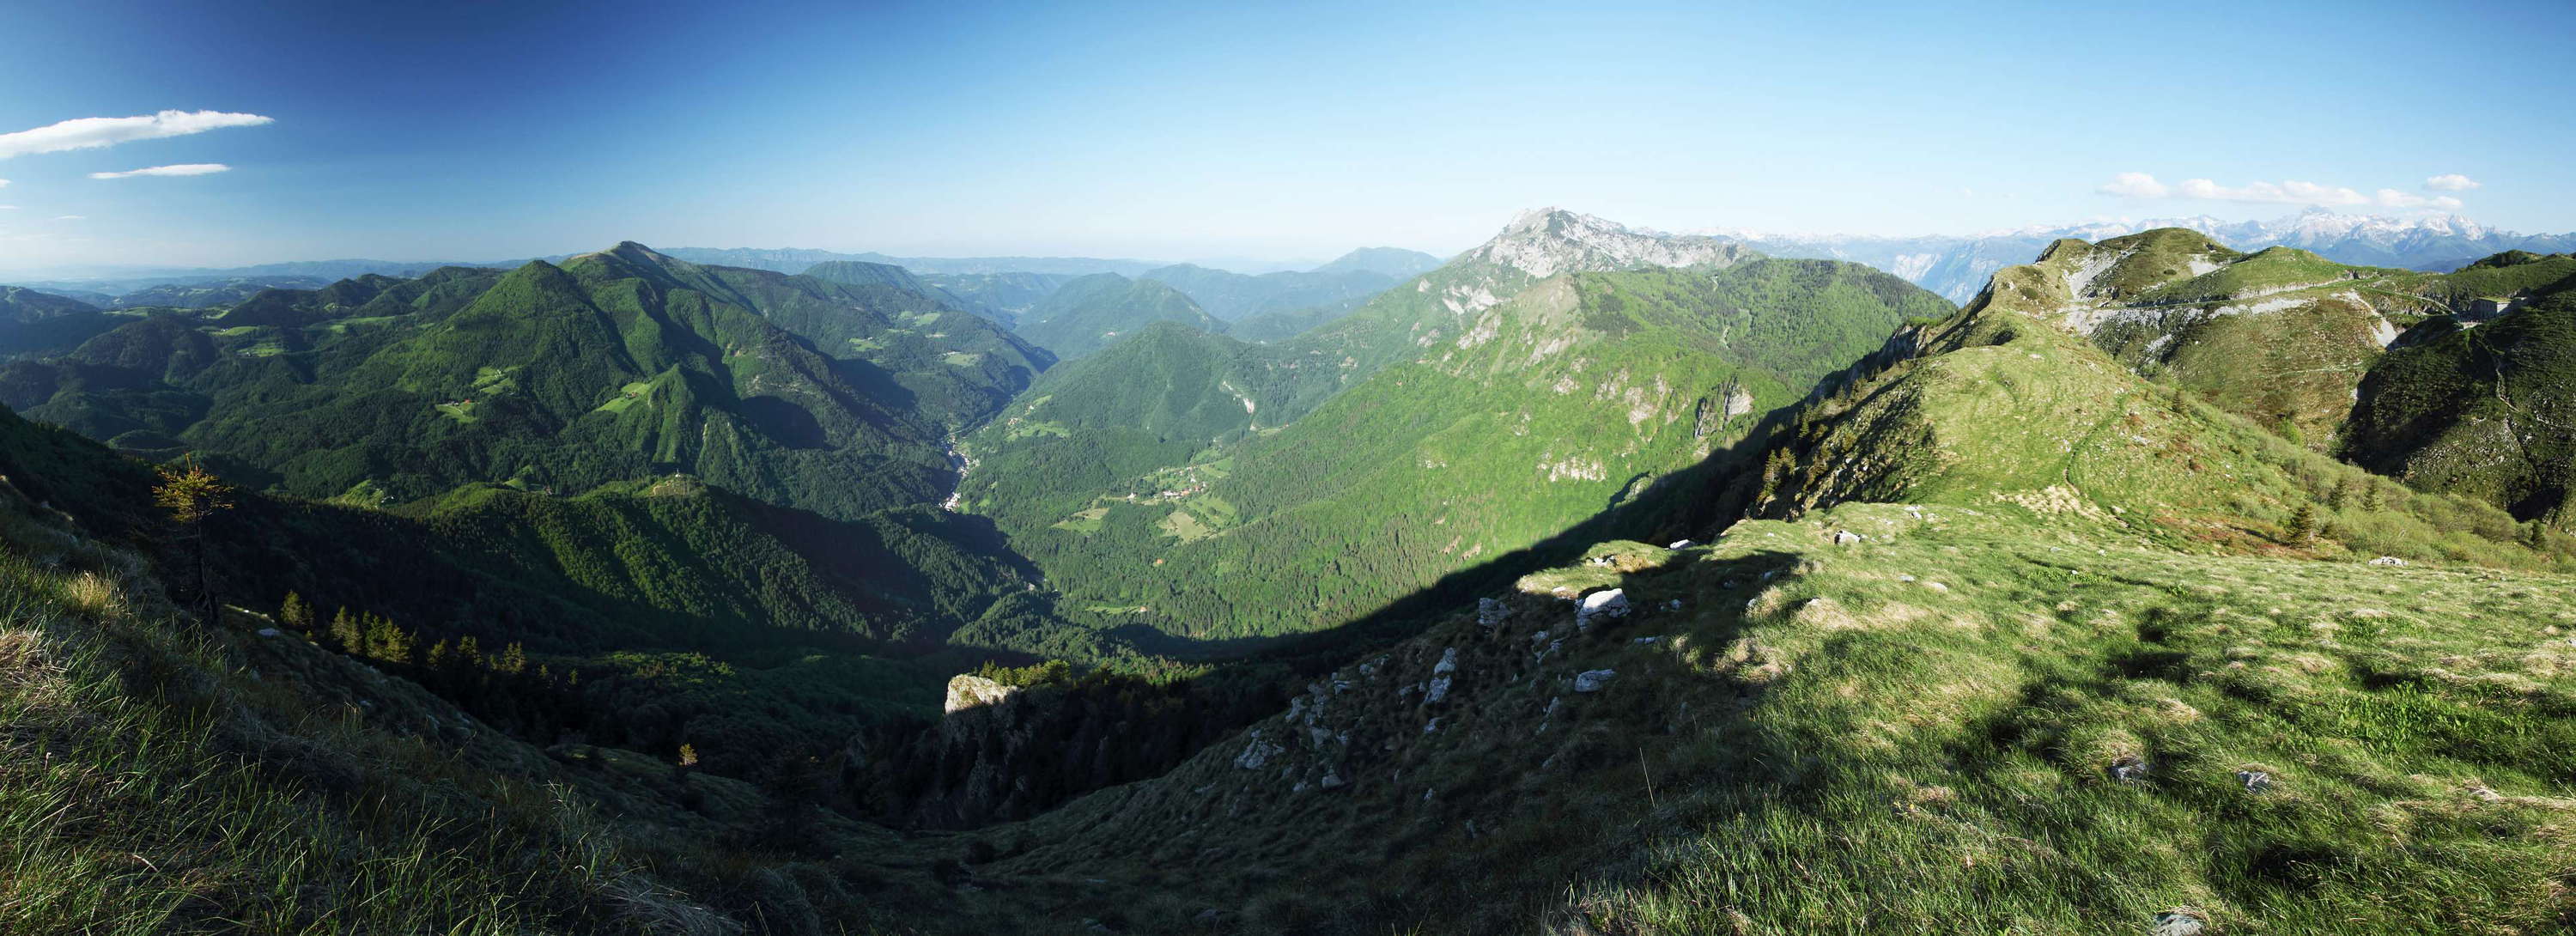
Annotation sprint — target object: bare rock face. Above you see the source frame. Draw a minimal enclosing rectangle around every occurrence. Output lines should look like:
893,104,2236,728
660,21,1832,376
945,674,1021,714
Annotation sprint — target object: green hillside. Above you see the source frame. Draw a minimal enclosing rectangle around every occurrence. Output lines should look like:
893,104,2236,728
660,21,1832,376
1965,230,2576,526
1136,262,1402,322
1014,273,1228,360
2344,278,2576,529
933,241,2575,935
966,258,1951,642
2009,230,2576,451
916,271,1080,326
0,244,1051,521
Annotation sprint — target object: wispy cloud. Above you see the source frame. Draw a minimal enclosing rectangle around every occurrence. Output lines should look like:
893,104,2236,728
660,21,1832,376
89,163,231,179
2424,173,2480,191
2096,172,2168,198
0,179,9,188
2098,173,2461,210
0,110,272,160
53,215,83,221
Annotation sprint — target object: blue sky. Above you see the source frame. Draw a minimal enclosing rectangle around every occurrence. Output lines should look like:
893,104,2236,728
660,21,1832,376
1,0,2570,271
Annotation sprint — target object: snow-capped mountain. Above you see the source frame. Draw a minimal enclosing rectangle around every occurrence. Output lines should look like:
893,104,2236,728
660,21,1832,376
1710,210,2576,302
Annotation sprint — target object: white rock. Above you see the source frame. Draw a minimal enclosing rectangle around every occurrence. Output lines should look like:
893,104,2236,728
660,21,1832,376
1631,636,1659,645
1234,730,1283,770
1668,539,1696,549
1574,669,1616,692
1432,647,1460,675
1425,675,1453,704
2368,556,2408,567
1475,597,1510,628
1577,589,1631,629
1834,530,1864,545
2153,911,2206,936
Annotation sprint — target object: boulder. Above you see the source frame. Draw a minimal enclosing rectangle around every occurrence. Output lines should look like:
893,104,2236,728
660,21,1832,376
2109,755,2148,783
1833,530,1865,545
1574,669,1616,693
1476,597,1511,628
1668,538,1696,549
2368,556,2408,567
1432,647,1460,675
1425,675,1454,704
1577,589,1631,629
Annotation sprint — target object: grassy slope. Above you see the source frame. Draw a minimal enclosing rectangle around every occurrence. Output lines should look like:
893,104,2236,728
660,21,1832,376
0,467,732,933
937,266,2575,935
2021,231,2576,457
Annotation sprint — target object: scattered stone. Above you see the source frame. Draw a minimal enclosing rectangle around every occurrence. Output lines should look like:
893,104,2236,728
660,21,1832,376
1476,597,1511,628
1433,647,1460,674
255,628,282,637
1632,635,1659,645
1423,717,1443,734
2368,556,2408,567
1898,574,1917,582
2109,755,2148,783
1668,538,1696,549
2235,769,2272,793
1425,675,1453,704
1234,730,1283,770
2152,909,2206,936
1834,530,1864,545
1318,772,1346,790
1577,589,1631,629
1574,669,1616,693
1662,599,1682,611
1925,581,1949,593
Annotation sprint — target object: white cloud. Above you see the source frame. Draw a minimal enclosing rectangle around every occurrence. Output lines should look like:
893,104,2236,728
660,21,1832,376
2095,172,2168,198
2424,173,2480,191
0,110,272,160
2373,188,2464,210
88,162,230,179
2098,172,2464,210
0,179,9,188
53,215,83,221
2175,178,2367,205
0,205,17,210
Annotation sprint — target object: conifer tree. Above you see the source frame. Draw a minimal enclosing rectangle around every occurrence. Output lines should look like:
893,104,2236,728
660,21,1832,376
2287,503,2318,543
279,593,313,632
151,457,234,624
328,608,364,652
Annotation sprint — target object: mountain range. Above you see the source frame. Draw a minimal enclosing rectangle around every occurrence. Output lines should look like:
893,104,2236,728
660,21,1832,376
1722,209,2576,302
3,206,2571,936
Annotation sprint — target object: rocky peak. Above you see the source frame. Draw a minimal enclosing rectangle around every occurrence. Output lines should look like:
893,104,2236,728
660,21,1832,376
943,674,1021,714
1464,208,1755,279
